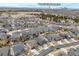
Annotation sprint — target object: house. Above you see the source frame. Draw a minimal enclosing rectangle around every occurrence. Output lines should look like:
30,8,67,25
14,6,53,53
0,28,9,33
45,34,53,42
9,32,22,41
26,39,38,49
74,31,79,38
2,23,12,31
0,46,10,56
0,32,8,40
11,43,28,56
35,35,48,45
59,33,70,39
29,28,37,35
45,34,62,41
68,48,77,56
21,30,33,41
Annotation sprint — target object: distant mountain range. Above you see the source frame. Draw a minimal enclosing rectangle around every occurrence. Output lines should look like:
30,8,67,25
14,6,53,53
0,7,79,13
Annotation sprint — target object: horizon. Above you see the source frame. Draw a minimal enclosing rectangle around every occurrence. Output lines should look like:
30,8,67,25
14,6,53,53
0,3,79,9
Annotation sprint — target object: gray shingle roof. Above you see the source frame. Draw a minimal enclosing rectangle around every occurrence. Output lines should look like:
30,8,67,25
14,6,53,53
12,43,26,56
27,40,38,49
36,36,48,45
0,33,8,40
0,46,10,56
10,32,22,41
46,34,62,41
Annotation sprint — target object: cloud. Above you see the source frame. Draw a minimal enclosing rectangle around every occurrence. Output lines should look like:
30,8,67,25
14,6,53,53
0,3,79,9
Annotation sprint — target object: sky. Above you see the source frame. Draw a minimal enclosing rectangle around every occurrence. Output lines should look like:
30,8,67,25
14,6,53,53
0,3,79,9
